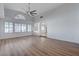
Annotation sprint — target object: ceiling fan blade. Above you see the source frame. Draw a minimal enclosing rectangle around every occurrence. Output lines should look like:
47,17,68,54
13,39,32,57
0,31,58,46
32,13,37,14
30,13,37,15
30,12,37,14
30,13,35,16
31,10,37,12
31,13,37,16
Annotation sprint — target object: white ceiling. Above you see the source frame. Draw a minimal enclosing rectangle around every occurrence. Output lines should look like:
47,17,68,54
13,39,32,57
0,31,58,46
4,3,63,15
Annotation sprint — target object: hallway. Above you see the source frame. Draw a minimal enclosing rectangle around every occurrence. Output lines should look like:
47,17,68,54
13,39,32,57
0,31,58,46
0,36,79,56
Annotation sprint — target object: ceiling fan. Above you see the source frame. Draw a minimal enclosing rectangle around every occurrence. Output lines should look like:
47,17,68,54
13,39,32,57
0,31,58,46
24,3,37,16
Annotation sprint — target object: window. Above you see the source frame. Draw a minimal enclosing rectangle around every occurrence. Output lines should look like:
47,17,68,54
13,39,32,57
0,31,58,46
15,23,21,32
18,24,21,32
15,24,19,32
27,24,32,32
5,22,13,33
15,23,26,32
22,24,26,32
14,14,25,20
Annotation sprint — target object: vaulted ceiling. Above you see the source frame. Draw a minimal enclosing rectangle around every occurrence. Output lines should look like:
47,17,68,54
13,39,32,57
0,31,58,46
4,3,63,16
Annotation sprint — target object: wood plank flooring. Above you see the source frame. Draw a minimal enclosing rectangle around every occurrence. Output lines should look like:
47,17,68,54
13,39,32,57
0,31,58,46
0,36,79,56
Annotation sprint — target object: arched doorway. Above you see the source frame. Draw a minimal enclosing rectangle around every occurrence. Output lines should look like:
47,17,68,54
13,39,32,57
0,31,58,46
34,20,47,37
40,20,47,37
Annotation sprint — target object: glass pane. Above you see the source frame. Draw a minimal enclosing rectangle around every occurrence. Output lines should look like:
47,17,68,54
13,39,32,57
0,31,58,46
4,22,13,33
5,28,8,33
15,23,19,32
28,24,31,32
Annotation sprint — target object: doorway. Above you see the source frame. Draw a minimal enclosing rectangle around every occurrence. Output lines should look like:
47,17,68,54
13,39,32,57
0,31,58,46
40,21,47,37
34,20,47,37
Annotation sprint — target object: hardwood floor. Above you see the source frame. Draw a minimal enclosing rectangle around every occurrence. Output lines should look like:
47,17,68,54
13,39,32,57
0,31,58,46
0,36,79,56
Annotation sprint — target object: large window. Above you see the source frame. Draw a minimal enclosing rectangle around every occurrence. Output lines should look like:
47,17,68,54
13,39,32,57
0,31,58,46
15,23,21,32
4,22,30,33
21,24,26,32
27,24,32,32
15,23,26,32
15,24,19,32
5,22,13,33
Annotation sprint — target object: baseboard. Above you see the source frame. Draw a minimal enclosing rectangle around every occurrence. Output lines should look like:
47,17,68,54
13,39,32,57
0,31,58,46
0,35,32,40
47,36,79,45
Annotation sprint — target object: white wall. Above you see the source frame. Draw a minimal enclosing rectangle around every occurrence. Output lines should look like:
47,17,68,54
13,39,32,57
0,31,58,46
34,3,79,44
0,4,4,18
